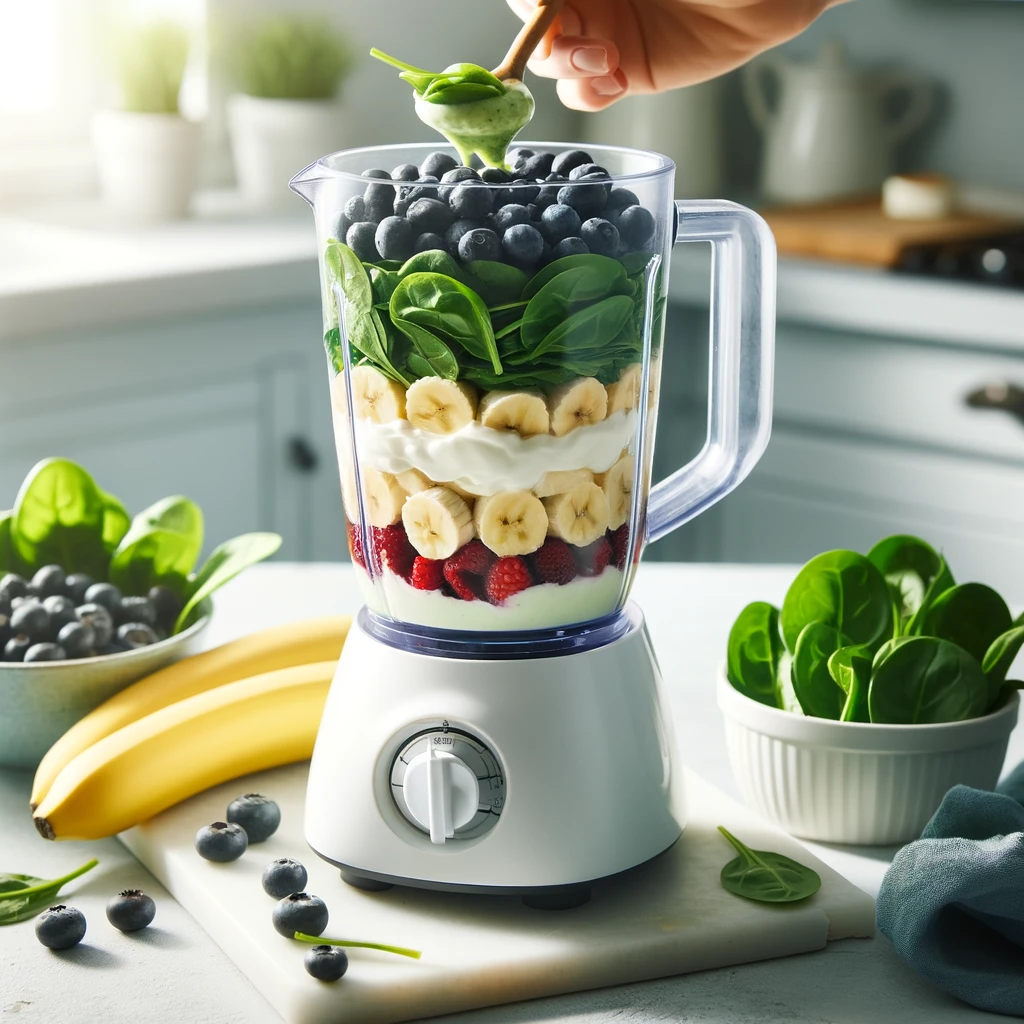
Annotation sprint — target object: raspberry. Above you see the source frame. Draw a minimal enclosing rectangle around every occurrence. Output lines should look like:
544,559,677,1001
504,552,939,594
410,557,445,591
371,524,416,580
485,556,533,605
529,537,576,586
609,525,629,570
443,540,495,601
346,521,366,568
573,536,612,577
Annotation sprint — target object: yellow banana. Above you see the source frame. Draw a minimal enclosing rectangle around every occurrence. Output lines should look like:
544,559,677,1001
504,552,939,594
31,616,350,810
34,661,336,842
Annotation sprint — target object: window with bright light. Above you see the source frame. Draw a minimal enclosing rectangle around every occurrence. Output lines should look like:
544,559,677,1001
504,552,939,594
0,1,59,114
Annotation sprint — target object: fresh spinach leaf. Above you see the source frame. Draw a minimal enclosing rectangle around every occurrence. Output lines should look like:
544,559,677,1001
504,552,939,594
521,263,630,349
872,634,916,669
522,254,626,301
390,272,502,374
868,636,989,724
389,316,460,380
981,625,1024,708
531,295,635,358
920,582,1013,664
174,533,282,633
461,260,528,307
828,644,873,723
905,556,955,636
792,621,848,719
367,265,399,305
727,602,785,709
0,858,97,926
397,249,465,283
717,827,821,904
99,490,131,552
0,510,22,574
370,50,506,105
780,550,892,655
866,534,948,626
109,496,204,597
11,458,109,578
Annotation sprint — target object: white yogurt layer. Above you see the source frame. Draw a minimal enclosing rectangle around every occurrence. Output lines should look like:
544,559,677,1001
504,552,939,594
352,410,637,496
354,565,624,631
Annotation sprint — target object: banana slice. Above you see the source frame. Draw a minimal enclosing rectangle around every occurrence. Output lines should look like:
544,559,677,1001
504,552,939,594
329,372,349,415
543,481,610,546
351,365,407,422
439,480,480,502
533,468,594,499
402,486,475,559
477,390,550,437
549,377,608,436
605,363,642,415
396,468,433,494
406,377,478,434
339,459,359,519
600,453,635,529
473,490,548,556
362,468,407,527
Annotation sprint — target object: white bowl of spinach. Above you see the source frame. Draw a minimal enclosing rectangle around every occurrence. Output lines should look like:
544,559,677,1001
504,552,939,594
0,458,281,768
719,534,1022,844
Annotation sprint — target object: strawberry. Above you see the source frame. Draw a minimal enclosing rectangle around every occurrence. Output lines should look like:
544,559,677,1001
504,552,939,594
346,521,366,569
609,525,629,571
371,524,416,580
410,556,445,591
573,536,612,577
443,540,495,601
485,556,533,605
529,537,576,586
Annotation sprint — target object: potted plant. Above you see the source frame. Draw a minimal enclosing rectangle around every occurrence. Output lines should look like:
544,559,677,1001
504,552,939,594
224,16,353,210
93,20,200,221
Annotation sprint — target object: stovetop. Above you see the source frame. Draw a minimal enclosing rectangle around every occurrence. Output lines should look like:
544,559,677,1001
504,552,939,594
895,231,1024,290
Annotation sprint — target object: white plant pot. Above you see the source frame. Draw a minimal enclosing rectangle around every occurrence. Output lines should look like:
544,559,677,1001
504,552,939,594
227,95,345,210
717,667,1019,845
93,110,201,222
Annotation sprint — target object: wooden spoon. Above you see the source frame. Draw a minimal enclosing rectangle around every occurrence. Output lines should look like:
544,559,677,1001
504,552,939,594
492,0,567,82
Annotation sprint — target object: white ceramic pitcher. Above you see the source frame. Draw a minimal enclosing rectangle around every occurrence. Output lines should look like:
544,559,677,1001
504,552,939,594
743,41,933,204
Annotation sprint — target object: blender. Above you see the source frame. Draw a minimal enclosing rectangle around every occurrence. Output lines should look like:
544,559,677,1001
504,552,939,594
291,142,775,908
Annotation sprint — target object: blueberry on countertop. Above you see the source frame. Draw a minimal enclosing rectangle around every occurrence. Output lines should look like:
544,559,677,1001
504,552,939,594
84,582,121,615
4,635,32,662
419,151,458,178
458,227,501,263
0,573,28,603
391,162,420,181
552,236,590,259
57,621,95,659
43,595,77,633
414,232,446,254
117,595,157,628
35,905,87,949
346,222,381,263
501,223,545,268
227,793,281,844
304,945,349,982
195,821,248,862
407,197,452,236
375,216,414,262
262,857,308,899
551,149,593,176
24,642,66,663
30,565,66,599
75,603,114,647
616,204,656,249
147,585,182,631
272,892,329,938
106,889,156,932
117,622,159,649
540,203,582,244
11,601,51,643
63,573,95,605
581,217,622,257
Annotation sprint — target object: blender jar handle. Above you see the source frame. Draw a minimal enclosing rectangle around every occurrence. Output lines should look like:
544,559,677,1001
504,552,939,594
645,200,777,544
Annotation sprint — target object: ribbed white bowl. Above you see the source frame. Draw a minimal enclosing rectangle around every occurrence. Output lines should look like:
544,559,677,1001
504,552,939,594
717,667,1019,845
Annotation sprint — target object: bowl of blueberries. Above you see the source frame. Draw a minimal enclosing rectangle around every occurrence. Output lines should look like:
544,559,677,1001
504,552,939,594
0,564,212,769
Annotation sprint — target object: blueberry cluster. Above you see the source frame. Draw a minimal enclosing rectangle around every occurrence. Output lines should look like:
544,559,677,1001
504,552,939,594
0,567,181,663
340,148,656,270
35,890,157,950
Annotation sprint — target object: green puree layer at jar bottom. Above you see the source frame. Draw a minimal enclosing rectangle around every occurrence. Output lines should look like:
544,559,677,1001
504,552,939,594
415,81,535,170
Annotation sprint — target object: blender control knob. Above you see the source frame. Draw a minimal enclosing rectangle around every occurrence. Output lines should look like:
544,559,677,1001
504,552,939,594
401,746,479,845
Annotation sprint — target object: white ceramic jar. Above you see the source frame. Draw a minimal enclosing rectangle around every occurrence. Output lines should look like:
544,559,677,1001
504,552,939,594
717,667,1019,845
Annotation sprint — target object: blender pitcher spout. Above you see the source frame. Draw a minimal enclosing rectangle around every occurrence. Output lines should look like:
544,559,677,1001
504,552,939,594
288,159,323,205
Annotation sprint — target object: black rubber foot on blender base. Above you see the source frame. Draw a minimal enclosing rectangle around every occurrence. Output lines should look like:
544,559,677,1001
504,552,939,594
522,886,591,911
341,869,394,892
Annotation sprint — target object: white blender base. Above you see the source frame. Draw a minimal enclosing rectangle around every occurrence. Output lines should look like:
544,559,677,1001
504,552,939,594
305,604,685,898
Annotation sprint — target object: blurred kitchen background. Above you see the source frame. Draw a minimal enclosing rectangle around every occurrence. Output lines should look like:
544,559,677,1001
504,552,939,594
2,0,1023,602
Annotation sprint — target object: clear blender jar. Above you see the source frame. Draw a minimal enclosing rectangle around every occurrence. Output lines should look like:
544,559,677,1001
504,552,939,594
291,142,775,637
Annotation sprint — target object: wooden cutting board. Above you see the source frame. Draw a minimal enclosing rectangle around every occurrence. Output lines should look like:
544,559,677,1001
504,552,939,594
120,763,874,1024
761,199,1023,267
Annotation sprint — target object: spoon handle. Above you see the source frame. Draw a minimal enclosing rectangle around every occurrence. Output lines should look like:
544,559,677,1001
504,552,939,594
493,0,567,82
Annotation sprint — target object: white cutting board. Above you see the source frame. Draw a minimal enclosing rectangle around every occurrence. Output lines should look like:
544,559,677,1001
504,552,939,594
120,764,874,1024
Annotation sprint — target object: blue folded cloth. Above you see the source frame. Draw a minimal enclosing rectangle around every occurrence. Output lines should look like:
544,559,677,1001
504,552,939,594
877,769,1024,1017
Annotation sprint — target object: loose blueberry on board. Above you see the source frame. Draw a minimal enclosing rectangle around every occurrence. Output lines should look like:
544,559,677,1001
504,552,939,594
391,163,419,182
4,636,32,662
195,821,248,862
617,204,656,249
63,573,95,605
43,595,77,633
106,890,156,932
57,621,96,659
262,857,308,899
581,217,622,257
116,595,157,628
226,793,281,844
148,585,182,631
84,582,121,615
407,197,452,236
419,151,458,178
24,642,66,663
272,892,329,938
117,623,159,649
30,565,66,599
75,603,113,647
304,945,349,982
551,149,593,176
0,573,28,603
11,602,50,644
346,222,381,262
35,905,86,950
540,203,582,243
414,232,446,254
375,216,414,262
552,236,590,259
502,223,545,267
458,227,501,263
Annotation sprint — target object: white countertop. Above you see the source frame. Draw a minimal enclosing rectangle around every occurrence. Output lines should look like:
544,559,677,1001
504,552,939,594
2,561,1020,1023
3,193,1024,351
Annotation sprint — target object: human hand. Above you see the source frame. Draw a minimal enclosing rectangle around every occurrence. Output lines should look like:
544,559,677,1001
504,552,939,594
505,0,847,110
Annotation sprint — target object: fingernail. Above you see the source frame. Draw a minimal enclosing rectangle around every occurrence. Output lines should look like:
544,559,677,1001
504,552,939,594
570,47,610,75
591,75,624,97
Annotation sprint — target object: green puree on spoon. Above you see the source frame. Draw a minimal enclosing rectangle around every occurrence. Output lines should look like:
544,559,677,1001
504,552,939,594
370,0,566,170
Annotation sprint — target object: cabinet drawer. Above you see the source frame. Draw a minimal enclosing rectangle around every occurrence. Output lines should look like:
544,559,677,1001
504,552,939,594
774,326,1024,462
